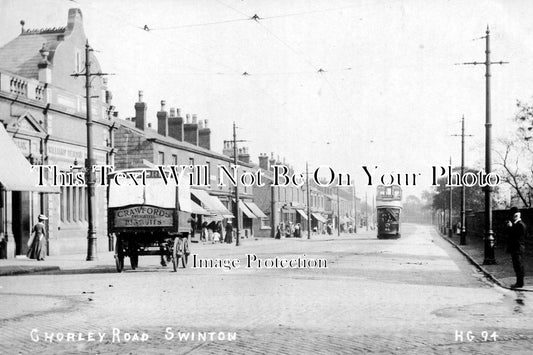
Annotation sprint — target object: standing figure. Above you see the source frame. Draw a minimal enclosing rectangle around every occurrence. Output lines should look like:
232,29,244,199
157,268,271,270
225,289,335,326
506,206,526,288
225,220,233,244
27,214,47,261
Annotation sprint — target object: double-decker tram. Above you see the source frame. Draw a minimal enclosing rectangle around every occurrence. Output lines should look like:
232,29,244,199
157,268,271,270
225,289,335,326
376,185,402,239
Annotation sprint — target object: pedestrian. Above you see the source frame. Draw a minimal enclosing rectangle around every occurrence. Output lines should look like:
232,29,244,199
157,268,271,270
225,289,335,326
225,220,233,244
201,221,208,242
27,214,47,261
506,207,526,288
275,225,281,239
294,223,301,238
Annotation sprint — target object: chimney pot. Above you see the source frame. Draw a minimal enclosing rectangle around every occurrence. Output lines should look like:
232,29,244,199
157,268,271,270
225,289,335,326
192,114,197,124
176,108,182,117
138,90,143,102
160,100,166,111
170,108,176,117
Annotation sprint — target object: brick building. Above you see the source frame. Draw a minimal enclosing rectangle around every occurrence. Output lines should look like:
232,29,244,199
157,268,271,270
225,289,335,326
0,8,114,258
114,92,267,240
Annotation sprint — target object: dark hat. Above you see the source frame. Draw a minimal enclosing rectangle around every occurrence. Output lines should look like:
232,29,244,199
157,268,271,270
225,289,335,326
509,206,519,215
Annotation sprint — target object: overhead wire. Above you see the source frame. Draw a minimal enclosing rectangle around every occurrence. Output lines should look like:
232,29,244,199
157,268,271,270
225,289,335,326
214,0,365,136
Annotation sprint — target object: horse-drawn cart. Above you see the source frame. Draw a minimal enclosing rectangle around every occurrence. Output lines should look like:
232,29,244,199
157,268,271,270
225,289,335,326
107,168,191,272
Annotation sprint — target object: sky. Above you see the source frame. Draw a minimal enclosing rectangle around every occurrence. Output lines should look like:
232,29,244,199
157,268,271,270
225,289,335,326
1,0,532,199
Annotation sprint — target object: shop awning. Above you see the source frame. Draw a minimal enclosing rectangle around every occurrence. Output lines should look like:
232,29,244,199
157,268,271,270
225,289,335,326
296,208,308,220
0,124,58,193
244,201,268,218
191,200,211,215
311,213,327,223
191,189,233,218
238,200,257,219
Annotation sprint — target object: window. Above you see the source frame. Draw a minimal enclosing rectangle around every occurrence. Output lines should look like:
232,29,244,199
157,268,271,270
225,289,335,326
73,187,78,221
260,216,270,228
60,186,87,224
158,151,165,165
75,49,82,73
172,154,178,165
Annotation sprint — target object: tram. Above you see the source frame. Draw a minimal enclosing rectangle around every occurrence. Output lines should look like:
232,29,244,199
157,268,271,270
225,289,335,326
376,185,402,239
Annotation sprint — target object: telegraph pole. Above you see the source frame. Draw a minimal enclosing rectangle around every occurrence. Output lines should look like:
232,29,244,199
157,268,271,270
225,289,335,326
71,40,112,261
353,185,357,233
448,157,453,238
457,26,508,264
336,186,341,236
306,161,311,239
365,191,368,231
232,122,240,247
452,115,473,245
223,123,248,246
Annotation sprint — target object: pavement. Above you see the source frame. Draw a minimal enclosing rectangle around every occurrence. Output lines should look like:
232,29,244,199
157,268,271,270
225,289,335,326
0,232,337,276
438,227,533,292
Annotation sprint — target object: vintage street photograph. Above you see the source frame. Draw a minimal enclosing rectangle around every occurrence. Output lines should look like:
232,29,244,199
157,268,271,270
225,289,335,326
0,0,532,353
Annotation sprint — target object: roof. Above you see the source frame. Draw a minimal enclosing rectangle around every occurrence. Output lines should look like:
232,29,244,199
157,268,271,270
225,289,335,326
117,118,257,167
0,29,65,79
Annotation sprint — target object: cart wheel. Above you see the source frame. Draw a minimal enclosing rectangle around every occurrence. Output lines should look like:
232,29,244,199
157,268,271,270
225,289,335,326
115,238,124,272
172,237,180,272
130,253,138,270
181,239,189,268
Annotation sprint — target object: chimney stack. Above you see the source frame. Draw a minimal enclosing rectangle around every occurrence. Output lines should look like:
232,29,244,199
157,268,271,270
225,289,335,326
168,106,184,141
258,153,269,171
198,119,211,150
238,146,250,164
157,100,168,136
134,90,147,130
183,113,199,145
222,141,234,157
269,152,276,171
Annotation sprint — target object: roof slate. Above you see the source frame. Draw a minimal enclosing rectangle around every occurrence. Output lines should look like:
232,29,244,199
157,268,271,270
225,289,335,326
0,31,64,79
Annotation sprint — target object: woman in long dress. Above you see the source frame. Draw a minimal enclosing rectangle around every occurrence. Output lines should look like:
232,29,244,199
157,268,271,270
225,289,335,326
27,214,47,261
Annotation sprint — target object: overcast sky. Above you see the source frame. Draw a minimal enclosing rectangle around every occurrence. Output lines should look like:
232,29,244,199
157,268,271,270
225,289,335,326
1,0,532,198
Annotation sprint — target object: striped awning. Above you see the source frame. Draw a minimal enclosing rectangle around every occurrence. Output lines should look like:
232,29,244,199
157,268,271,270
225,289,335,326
191,189,233,218
296,208,308,220
244,201,267,218
311,213,327,223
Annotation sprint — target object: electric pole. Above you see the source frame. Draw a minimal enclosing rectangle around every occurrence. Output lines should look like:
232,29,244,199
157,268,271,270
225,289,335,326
71,40,113,261
232,122,240,246
306,161,311,239
224,123,247,247
452,115,473,245
457,26,508,265
365,191,368,231
448,157,453,238
353,185,357,233
337,186,341,236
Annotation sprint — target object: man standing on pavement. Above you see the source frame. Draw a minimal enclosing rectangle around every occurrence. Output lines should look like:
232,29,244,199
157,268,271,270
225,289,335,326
506,206,527,289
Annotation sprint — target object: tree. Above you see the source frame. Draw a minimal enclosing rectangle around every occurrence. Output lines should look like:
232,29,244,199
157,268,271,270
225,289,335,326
495,99,533,207
429,167,486,214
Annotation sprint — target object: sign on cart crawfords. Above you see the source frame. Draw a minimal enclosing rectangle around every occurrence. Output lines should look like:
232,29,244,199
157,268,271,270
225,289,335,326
114,206,174,227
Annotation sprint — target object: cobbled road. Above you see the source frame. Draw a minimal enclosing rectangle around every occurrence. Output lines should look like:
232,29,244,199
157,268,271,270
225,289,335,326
1,224,532,354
